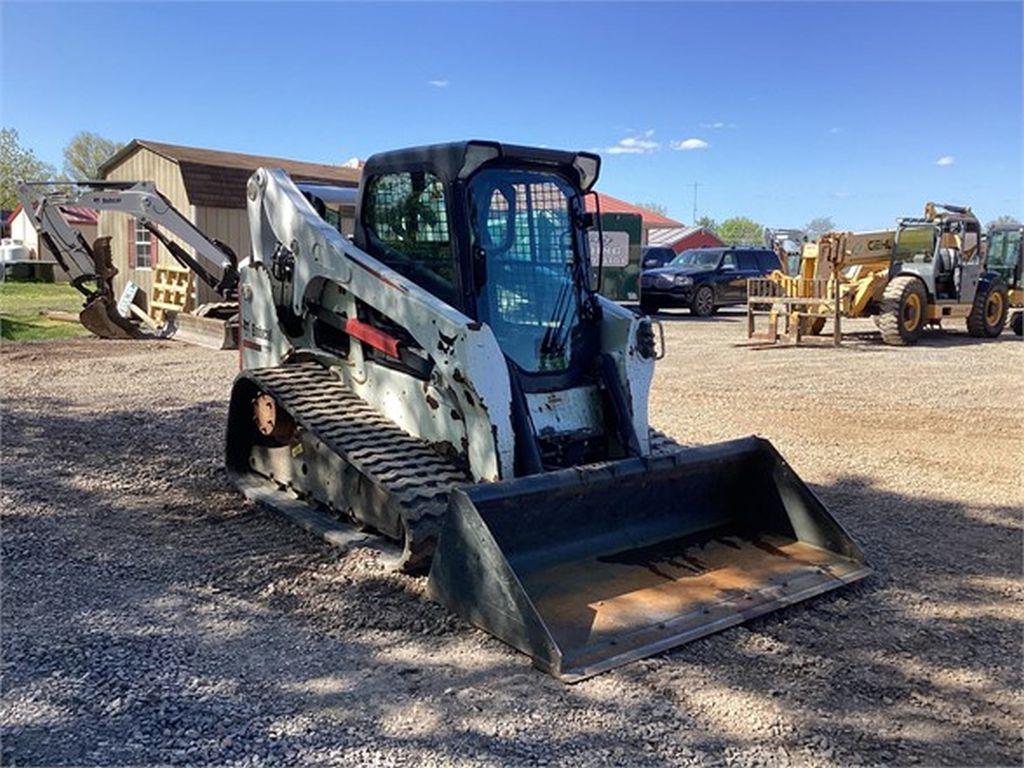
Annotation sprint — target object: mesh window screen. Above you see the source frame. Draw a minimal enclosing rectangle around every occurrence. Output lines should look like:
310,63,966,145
365,172,455,304
471,170,582,373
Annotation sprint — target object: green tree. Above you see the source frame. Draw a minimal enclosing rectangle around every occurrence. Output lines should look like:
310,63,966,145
717,216,763,245
0,128,55,209
804,216,835,240
696,215,718,231
634,202,668,218
987,214,1021,230
62,131,123,181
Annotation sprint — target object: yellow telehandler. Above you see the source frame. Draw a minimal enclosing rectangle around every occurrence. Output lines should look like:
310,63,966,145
748,203,1009,345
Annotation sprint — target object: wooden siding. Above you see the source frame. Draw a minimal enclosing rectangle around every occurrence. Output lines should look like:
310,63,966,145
98,147,190,312
193,206,252,305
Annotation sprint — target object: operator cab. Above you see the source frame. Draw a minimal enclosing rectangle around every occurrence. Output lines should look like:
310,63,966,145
354,141,603,390
892,203,982,302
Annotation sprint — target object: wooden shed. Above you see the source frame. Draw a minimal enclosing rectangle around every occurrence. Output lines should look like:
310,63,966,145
97,139,360,314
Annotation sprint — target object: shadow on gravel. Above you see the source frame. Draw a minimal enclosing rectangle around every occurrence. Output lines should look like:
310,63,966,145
2,401,1021,765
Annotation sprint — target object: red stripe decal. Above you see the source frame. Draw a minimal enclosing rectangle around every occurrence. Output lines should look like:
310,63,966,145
344,317,401,358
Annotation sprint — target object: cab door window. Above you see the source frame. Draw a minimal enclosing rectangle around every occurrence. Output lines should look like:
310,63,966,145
364,172,457,307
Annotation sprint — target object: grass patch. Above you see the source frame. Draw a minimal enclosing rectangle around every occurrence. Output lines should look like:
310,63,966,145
0,281,91,342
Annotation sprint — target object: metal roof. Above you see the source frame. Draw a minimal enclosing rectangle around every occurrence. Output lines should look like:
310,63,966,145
645,226,719,247
7,204,99,227
98,139,361,209
585,193,684,228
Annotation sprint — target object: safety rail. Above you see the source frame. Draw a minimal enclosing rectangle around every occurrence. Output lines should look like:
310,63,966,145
746,276,842,345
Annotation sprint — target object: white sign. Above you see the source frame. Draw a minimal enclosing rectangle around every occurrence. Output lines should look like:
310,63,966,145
589,231,630,268
116,281,140,318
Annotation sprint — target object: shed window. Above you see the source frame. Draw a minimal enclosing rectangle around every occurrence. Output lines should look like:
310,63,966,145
133,219,155,269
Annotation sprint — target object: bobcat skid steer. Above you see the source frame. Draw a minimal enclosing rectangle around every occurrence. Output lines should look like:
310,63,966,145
227,141,869,681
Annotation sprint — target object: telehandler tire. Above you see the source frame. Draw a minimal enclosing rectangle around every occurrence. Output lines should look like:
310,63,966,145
876,275,927,345
1012,311,1022,336
967,280,1008,338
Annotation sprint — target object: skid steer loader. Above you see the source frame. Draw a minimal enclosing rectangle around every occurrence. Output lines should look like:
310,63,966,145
226,141,869,680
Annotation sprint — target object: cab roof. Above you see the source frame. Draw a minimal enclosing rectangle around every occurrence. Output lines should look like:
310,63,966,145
361,140,601,192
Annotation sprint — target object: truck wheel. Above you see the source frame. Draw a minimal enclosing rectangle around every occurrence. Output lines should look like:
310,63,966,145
640,297,660,315
967,280,1008,338
1012,311,1023,336
876,276,927,345
690,285,715,317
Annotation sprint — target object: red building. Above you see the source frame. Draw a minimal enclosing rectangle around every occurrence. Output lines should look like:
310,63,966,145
585,193,724,251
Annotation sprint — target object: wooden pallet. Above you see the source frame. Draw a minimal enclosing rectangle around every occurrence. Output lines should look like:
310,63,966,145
150,265,194,323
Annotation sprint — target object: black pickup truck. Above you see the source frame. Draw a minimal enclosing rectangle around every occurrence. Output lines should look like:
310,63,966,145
639,247,782,316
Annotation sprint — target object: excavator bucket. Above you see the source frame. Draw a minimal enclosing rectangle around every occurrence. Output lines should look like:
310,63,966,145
428,436,869,681
78,295,145,340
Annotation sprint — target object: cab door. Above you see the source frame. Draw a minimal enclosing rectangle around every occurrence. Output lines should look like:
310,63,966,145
714,251,739,302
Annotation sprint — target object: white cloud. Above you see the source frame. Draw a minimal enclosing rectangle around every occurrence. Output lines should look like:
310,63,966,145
699,121,736,129
936,155,955,167
427,79,449,88
832,191,851,199
671,138,709,151
828,127,842,135
606,129,659,155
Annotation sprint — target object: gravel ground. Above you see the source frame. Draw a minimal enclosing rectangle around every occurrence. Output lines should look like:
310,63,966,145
2,312,1021,766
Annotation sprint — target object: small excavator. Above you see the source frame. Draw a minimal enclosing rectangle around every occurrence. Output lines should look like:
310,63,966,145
15,180,241,346
21,142,870,681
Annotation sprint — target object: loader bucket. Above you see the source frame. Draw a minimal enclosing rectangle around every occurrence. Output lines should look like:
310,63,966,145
428,436,869,681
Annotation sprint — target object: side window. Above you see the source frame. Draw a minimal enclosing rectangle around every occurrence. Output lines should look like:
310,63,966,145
130,218,155,270
737,252,759,271
757,251,780,272
364,172,456,305
721,252,738,270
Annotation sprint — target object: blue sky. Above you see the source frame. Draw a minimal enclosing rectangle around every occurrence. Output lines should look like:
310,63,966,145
2,1,1021,229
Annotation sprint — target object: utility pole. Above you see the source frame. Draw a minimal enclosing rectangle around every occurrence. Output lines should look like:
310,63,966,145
690,182,703,224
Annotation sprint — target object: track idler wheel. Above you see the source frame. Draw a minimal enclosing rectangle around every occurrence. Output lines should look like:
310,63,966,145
252,393,296,445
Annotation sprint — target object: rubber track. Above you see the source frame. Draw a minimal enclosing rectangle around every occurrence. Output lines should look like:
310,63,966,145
238,362,684,570
237,363,469,570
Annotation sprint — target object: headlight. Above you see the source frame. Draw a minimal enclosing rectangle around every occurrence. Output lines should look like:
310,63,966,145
673,275,693,287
